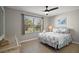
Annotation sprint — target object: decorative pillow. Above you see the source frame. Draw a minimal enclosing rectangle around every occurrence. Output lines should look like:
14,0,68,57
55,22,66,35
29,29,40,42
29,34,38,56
53,27,70,33
53,28,60,33
59,28,70,33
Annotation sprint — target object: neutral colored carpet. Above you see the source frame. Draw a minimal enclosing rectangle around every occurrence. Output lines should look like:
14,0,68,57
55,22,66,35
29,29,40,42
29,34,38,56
20,39,79,53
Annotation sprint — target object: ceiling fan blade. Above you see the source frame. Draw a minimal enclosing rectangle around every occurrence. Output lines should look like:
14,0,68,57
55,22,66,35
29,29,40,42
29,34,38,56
48,7,59,11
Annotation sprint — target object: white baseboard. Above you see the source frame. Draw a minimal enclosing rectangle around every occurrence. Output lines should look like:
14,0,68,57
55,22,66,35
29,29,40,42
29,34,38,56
72,41,79,44
19,38,38,44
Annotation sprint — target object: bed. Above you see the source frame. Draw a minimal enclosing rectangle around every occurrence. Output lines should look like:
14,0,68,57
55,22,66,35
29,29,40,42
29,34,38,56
38,27,72,49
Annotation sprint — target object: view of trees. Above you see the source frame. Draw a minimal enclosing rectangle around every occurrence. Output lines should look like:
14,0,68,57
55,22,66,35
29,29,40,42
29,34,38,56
24,16,41,33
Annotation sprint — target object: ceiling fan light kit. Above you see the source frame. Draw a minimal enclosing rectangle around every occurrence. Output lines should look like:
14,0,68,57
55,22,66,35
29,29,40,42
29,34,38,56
45,11,49,15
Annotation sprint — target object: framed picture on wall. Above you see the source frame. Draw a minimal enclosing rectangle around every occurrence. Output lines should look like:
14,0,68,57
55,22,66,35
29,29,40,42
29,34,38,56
55,17,67,27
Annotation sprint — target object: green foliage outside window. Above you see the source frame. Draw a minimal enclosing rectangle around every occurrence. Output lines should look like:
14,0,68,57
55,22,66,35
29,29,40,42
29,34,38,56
24,16,42,33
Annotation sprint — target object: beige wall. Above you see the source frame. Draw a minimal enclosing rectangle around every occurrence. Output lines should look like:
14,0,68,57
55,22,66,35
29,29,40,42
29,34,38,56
5,7,79,42
5,7,48,42
48,10,79,42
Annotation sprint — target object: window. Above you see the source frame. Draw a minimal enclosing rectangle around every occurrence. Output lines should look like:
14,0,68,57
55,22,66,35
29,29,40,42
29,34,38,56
22,14,43,34
33,17,41,32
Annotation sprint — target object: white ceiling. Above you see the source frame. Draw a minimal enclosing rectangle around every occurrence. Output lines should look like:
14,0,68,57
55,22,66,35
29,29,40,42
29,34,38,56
6,6,79,17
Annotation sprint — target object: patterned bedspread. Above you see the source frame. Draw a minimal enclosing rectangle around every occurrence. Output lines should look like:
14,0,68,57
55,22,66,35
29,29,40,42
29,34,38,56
38,32,72,49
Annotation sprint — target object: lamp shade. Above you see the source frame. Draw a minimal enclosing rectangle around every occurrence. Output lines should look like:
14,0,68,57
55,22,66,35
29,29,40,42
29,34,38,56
48,25,53,31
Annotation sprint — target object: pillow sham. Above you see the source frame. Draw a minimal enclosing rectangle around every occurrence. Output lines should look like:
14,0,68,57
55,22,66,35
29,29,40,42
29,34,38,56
53,27,70,33
59,28,70,33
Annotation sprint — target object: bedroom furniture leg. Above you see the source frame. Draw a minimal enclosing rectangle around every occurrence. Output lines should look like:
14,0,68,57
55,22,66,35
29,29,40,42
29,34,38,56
57,44,58,49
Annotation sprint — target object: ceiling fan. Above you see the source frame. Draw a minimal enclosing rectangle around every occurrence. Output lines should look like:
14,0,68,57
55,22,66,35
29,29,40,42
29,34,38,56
42,6,59,15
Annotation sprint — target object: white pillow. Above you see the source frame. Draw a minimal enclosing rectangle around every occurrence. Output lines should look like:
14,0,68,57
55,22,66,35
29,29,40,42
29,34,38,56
53,28,60,33
43,30,46,32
